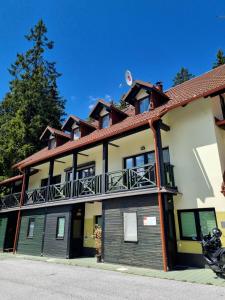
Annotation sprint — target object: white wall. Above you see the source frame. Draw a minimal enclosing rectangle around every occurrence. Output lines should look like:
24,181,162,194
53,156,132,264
163,98,224,211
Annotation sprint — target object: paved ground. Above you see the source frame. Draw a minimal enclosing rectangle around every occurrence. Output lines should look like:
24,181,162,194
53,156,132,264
0,258,225,300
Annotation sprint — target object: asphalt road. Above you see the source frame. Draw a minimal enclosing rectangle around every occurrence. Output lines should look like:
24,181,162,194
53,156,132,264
0,259,225,300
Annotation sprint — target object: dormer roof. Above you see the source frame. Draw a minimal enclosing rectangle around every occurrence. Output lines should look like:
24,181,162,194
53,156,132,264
89,99,128,120
122,80,169,106
40,126,70,141
62,115,96,132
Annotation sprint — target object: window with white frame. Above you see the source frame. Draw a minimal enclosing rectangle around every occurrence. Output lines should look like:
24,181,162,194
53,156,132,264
123,212,138,242
56,217,65,239
27,218,35,239
48,138,56,149
139,97,150,113
73,127,81,140
101,114,110,129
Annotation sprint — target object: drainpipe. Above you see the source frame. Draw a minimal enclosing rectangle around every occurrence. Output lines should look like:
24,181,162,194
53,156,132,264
149,118,168,272
13,168,26,254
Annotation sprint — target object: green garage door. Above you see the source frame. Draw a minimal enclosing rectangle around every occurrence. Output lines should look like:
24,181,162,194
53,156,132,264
0,217,8,251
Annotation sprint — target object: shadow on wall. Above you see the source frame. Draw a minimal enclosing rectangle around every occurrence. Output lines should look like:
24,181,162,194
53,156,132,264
191,146,215,203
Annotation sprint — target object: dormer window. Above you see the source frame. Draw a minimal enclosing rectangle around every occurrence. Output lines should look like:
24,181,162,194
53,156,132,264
73,127,81,140
89,99,128,129
139,97,150,113
122,81,169,115
62,115,96,139
40,126,70,149
101,114,110,129
49,137,56,149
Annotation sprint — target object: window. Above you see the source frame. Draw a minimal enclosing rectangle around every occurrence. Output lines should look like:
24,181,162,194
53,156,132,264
178,209,217,240
73,128,81,140
27,218,35,239
101,114,110,129
66,170,73,182
123,212,138,242
95,215,102,227
139,97,150,113
199,210,217,236
41,178,48,187
48,138,56,150
124,148,169,169
77,165,95,179
51,175,61,185
40,175,61,187
56,217,65,239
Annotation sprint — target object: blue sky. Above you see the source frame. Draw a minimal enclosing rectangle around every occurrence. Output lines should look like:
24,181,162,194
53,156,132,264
0,0,225,119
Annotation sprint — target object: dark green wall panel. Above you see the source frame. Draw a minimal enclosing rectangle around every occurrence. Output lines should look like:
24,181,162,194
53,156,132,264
43,206,71,258
103,194,164,269
0,217,7,251
17,210,45,256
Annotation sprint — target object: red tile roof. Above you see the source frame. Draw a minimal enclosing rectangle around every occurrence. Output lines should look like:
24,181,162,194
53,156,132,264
62,115,96,131
14,64,225,169
40,126,70,140
0,174,23,186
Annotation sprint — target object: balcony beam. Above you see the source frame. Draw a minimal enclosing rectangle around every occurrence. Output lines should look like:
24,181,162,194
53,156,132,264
159,121,170,132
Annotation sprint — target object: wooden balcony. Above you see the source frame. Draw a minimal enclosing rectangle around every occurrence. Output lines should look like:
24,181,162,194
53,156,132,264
0,192,21,210
0,163,176,210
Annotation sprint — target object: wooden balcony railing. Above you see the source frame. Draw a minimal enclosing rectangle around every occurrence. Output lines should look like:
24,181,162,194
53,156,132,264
0,163,176,209
0,192,21,209
106,164,157,193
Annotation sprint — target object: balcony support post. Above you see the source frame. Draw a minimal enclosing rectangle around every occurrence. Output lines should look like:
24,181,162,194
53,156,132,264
13,167,30,254
155,120,166,186
71,152,77,198
149,119,167,272
48,159,54,186
46,159,54,201
102,141,108,193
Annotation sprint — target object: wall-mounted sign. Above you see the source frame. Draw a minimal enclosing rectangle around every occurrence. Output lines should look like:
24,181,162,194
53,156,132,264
143,216,156,226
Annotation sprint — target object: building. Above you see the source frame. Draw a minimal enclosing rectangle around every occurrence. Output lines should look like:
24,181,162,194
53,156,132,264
1,65,225,271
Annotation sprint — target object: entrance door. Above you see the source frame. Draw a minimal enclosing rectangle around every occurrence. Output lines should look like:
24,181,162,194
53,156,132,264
70,204,85,257
165,197,177,269
4,212,17,252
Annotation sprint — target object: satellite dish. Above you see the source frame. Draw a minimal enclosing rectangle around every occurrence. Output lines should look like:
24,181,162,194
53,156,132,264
125,70,133,86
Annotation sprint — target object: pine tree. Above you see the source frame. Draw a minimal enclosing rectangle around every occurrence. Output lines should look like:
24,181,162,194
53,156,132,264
116,97,128,110
173,67,195,87
0,20,65,178
213,49,225,69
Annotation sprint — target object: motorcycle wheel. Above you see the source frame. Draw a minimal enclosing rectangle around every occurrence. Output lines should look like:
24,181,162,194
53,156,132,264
215,272,225,279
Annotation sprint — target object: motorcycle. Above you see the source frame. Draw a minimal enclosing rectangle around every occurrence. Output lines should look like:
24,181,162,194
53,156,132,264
201,228,225,277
